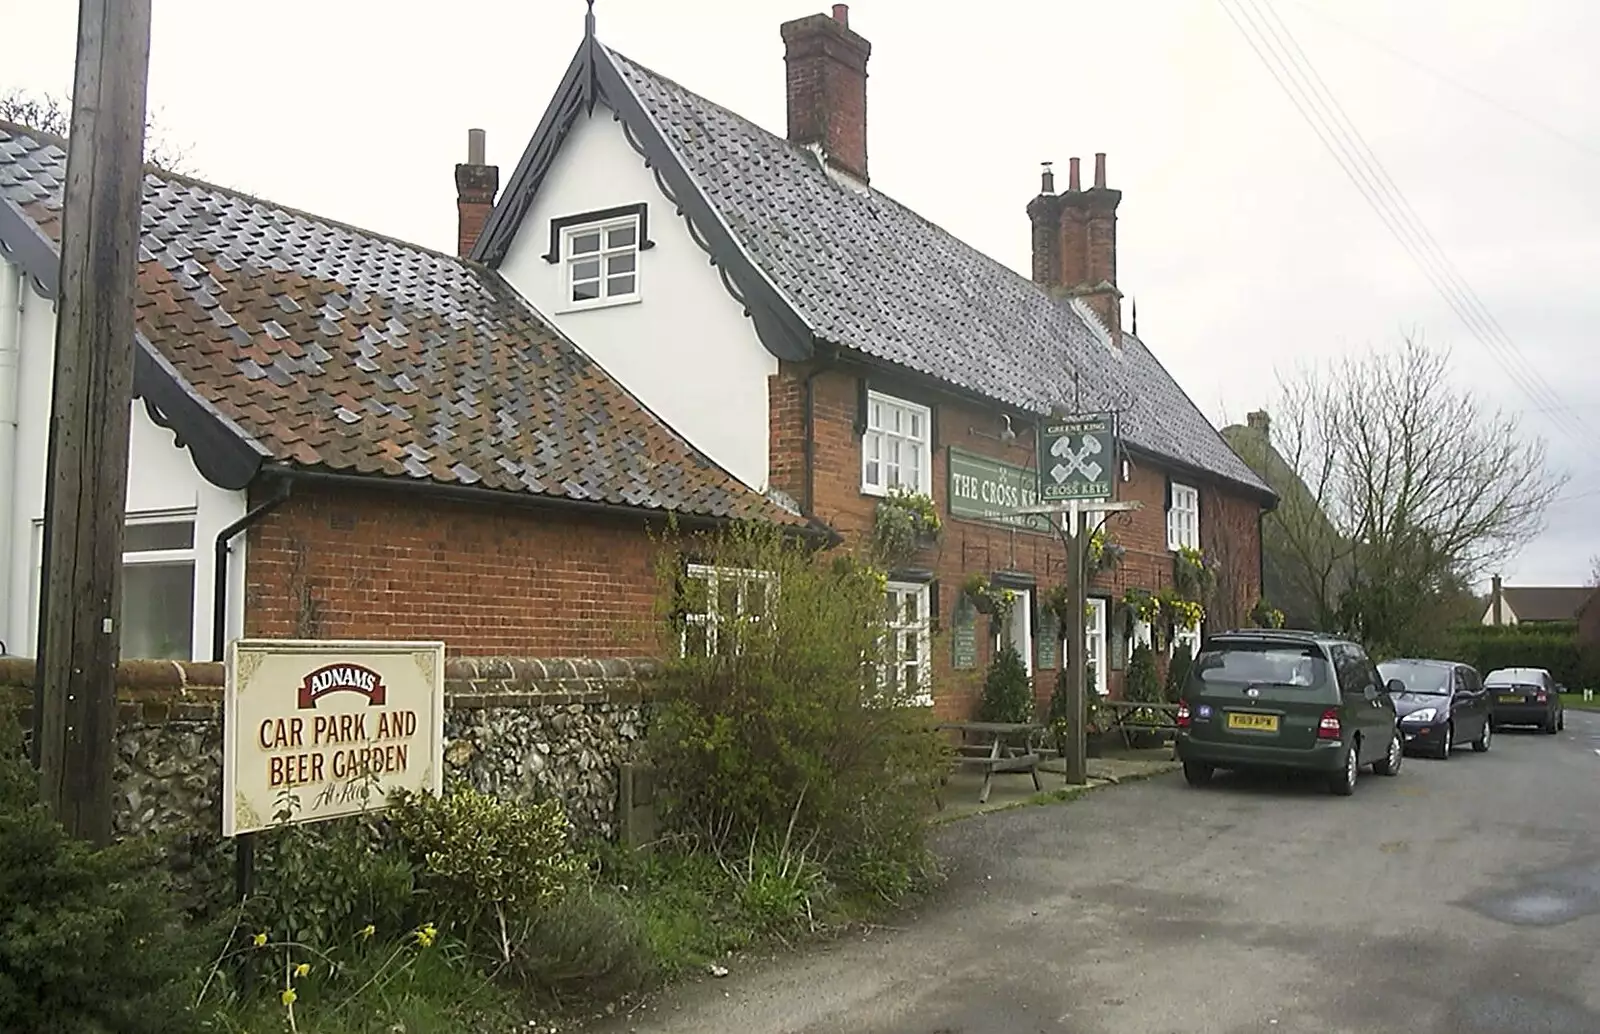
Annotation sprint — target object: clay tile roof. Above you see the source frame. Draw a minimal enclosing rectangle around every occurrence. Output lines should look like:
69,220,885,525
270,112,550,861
0,120,808,529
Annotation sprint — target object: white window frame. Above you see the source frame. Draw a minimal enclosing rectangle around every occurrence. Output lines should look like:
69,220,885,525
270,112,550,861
1172,621,1202,659
1085,597,1108,698
1167,482,1200,552
561,213,641,311
1006,588,1034,677
860,391,932,497
678,563,775,657
881,580,933,706
29,510,199,661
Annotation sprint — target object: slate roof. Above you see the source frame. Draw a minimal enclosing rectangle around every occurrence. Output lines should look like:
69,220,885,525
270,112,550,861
1491,586,1594,623
480,35,1271,501
0,120,806,527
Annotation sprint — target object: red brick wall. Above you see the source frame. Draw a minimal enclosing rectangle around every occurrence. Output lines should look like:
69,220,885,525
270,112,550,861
244,485,664,657
771,361,1265,718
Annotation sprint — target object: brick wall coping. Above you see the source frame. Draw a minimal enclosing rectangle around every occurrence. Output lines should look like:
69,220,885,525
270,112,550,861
0,656,661,715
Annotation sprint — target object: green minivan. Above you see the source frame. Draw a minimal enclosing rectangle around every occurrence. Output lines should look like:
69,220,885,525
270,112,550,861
1175,630,1404,796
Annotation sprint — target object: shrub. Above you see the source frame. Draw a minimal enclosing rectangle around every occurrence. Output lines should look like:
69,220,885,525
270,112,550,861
978,642,1033,724
498,886,656,1003
648,522,945,902
1126,643,1161,704
388,786,583,952
1449,626,1598,688
0,717,205,1034
1165,642,1194,702
249,815,416,952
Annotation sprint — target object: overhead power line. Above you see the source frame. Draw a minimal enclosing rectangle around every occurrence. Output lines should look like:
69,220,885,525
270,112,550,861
1279,0,1600,163
1215,0,1597,448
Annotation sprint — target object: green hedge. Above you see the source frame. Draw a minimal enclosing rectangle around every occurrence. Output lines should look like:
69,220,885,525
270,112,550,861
1449,626,1599,689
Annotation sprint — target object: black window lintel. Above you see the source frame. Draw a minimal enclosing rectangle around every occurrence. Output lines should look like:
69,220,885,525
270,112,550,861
543,202,654,263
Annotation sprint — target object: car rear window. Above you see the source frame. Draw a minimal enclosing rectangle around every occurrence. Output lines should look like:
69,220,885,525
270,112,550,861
1378,661,1451,694
1192,642,1333,690
1487,683,1542,693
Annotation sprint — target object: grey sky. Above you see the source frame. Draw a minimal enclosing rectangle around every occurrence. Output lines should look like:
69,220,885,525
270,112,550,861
4,0,1596,586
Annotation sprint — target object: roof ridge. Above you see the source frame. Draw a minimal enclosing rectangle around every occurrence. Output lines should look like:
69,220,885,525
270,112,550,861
0,118,471,269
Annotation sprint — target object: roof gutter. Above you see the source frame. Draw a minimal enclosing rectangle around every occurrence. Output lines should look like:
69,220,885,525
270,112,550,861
262,465,837,547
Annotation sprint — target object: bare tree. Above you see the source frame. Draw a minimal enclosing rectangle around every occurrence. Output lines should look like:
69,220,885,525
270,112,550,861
1269,336,1565,656
0,87,192,174
1589,554,1600,587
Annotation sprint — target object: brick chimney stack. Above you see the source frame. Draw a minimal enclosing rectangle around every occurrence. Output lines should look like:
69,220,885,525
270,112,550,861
781,5,871,182
455,128,499,259
1027,151,1123,343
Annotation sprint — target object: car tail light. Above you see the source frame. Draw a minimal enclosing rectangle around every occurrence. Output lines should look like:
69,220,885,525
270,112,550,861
1536,693,1548,703
1176,702,1190,728
1318,709,1342,740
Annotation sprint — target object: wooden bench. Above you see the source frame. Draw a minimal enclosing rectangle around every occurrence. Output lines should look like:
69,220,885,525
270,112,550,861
1098,700,1180,754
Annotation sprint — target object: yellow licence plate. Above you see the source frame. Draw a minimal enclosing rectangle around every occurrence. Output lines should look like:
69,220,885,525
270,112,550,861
1498,694,1523,705
1227,712,1280,732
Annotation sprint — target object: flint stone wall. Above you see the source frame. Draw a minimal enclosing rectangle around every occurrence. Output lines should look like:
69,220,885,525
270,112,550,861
0,655,657,842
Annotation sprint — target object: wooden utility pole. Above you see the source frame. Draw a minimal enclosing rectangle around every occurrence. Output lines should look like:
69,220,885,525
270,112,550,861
33,0,153,846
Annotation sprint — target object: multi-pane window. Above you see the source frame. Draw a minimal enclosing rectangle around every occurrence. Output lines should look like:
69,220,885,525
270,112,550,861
1167,482,1199,551
1173,622,1201,660
861,391,931,496
121,519,197,660
679,564,773,657
565,215,639,306
881,582,932,706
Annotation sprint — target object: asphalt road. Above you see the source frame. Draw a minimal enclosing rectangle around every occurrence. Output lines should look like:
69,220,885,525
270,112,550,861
595,710,1600,1034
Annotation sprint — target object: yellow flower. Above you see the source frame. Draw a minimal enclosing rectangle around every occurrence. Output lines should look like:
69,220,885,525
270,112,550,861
357,924,376,940
252,932,268,947
280,987,297,1006
413,922,438,948
293,962,310,978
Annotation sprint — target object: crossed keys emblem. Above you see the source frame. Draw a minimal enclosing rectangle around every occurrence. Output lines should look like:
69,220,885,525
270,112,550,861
1049,432,1104,485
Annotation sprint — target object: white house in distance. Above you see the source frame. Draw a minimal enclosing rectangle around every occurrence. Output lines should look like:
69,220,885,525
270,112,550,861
1480,575,1594,627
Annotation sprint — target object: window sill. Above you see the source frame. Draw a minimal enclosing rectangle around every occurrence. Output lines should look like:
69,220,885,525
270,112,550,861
555,295,643,316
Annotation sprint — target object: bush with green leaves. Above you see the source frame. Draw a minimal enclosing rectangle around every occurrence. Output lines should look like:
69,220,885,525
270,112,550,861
248,815,416,952
1165,642,1194,703
648,522,945,900
388,785,583,952
978,642,1033,724
1126,643,1162,704
0,719,205,1034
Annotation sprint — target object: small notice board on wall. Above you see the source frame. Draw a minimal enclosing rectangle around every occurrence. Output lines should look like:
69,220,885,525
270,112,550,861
222,639,446,836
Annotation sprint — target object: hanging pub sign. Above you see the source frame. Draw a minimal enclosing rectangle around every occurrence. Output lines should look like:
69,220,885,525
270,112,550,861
1037,412,1116,503
223,639,446,836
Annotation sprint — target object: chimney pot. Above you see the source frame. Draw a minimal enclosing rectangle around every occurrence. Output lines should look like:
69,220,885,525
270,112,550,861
832,3,848,24
1040,161,1055,195
467,127,486,166
1068,157,1081,192
1094,152,1107,189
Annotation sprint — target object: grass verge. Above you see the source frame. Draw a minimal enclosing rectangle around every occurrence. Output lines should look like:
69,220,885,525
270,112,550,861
1561,692,1600,712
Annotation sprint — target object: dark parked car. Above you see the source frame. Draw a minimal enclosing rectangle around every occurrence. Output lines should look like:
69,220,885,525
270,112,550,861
1485,667,1564,733
1376,658,1492,758
1176,630,1403,796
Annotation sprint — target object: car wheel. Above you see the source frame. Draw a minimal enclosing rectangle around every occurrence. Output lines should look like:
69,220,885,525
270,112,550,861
1436,722,1453,760
1330,739,1359,796
1558,711,1565,731
1183,761,1213,787
1375,728,1403,776
1545,712,1560,735
1473,719,1492,753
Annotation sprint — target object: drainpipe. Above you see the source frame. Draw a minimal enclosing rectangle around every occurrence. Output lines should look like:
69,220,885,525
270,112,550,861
211,480,292,662
0,264,23,650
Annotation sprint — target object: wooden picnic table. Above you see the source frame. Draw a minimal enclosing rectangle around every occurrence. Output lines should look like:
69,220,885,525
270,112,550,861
935,720,1044,804
1097,700,1181,752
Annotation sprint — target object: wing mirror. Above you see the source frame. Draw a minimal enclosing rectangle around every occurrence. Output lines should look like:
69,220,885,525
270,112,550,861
1385,678,1406,696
